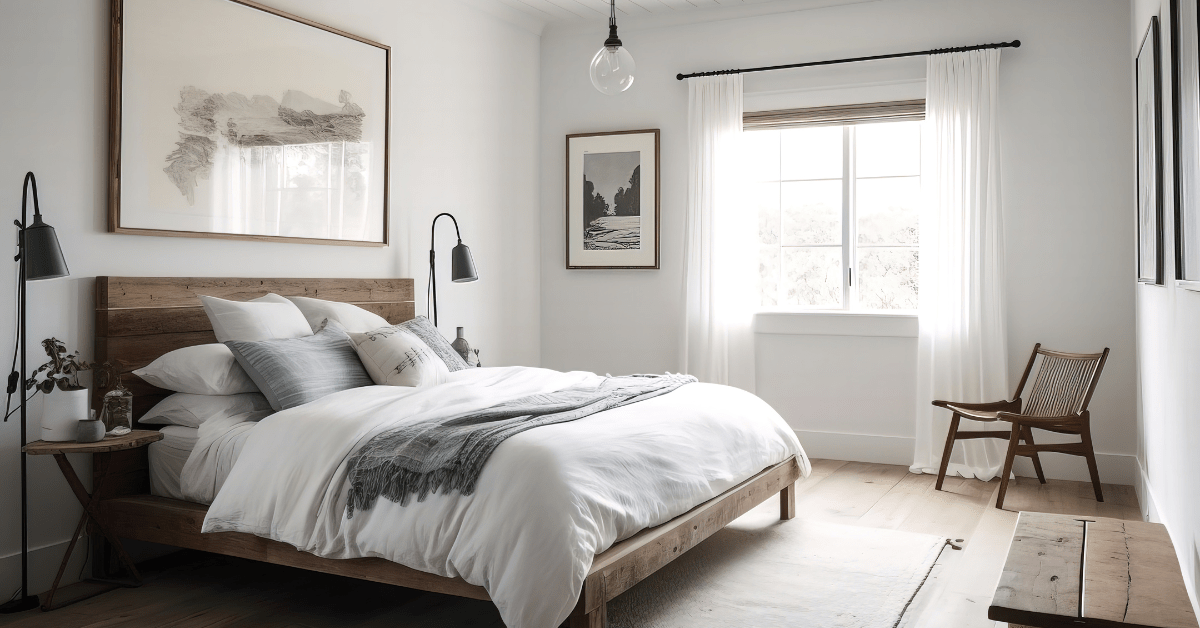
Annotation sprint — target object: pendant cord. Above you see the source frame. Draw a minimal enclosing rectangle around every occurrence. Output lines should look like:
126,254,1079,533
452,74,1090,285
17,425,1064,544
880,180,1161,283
610,0,615,27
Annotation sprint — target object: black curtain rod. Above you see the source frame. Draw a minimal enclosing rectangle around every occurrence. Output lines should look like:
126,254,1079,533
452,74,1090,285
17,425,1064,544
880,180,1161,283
676,39,1020,81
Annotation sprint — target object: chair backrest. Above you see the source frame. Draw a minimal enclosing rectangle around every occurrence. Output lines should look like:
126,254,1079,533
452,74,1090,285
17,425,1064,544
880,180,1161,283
1012,344,1110,417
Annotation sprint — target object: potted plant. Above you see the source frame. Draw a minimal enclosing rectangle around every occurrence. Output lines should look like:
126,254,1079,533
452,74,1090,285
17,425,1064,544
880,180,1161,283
26,338,106,441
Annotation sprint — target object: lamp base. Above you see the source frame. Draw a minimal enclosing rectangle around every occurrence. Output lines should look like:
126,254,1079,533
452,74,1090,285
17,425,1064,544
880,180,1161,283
0,594,39,614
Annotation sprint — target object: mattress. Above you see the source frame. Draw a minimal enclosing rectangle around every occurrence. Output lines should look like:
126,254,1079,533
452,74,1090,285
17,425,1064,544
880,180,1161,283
148,425,199,501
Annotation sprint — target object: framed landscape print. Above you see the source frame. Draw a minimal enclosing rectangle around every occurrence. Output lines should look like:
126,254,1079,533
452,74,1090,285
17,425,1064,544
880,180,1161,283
109,0,390,246
1137,16,1165,284
566,130,660,269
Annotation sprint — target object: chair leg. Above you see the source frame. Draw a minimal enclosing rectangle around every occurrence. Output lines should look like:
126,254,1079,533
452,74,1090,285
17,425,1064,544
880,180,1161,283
1081,425,1104,503
935,414,960,491
1022,427,1047,484
995,424,1022,510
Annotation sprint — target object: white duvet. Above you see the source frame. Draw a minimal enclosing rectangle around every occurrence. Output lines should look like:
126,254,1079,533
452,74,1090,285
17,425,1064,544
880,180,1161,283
185,366,808,628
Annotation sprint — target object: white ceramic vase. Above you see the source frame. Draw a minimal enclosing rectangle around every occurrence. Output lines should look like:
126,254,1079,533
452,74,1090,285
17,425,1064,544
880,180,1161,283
41,388,88,442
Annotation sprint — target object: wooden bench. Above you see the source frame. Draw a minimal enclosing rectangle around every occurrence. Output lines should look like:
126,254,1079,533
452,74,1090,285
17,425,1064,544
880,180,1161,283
989,511,1198,628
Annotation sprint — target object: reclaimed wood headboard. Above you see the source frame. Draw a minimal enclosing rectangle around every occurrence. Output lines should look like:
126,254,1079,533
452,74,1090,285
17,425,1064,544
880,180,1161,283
94,277,416,421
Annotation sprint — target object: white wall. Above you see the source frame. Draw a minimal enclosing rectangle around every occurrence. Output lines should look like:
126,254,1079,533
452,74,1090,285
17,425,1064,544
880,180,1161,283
1132,0,1200,610
539,0,1138,482
0,0,541,596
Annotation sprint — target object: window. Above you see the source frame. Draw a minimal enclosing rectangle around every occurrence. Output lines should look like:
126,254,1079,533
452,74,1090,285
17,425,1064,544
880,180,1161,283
742,119,922,311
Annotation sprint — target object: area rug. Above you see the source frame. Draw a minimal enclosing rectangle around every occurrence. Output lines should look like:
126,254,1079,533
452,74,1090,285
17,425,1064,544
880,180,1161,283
605,502,949,628
27,503,947,628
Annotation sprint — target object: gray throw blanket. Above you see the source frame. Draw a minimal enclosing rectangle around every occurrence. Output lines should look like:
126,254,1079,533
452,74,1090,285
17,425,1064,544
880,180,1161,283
345,373,696,516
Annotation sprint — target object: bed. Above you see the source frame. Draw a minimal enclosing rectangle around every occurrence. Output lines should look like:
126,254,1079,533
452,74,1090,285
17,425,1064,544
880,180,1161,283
91,276,807,628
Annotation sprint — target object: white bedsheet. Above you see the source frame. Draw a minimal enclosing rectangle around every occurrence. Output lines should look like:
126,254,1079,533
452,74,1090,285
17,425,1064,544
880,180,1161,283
190,366,807,628
148,425,199,500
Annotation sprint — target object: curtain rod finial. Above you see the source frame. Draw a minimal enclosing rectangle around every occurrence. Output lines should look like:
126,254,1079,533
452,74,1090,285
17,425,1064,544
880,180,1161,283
1011,40,1021,48
676,73,684,81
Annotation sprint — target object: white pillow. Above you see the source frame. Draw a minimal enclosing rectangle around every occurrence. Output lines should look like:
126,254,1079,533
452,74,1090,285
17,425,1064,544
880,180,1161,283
348,326,449,387
139,392,273,429
133,344,260,395
285,296,390,333
198,294,312,343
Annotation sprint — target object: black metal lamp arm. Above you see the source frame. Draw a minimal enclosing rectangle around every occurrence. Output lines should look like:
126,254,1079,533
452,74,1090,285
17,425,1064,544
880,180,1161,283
428,212,463,327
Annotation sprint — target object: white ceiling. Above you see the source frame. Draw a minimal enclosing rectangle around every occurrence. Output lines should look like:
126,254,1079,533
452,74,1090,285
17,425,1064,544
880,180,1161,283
490,0,863,23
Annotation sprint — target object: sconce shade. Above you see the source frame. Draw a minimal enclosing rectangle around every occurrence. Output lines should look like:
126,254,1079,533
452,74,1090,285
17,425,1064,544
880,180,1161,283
24,215,69,281
451,242,478,283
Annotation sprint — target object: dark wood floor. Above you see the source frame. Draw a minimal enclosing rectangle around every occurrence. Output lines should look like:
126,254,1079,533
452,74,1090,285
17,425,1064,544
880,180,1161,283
0,460,1140,628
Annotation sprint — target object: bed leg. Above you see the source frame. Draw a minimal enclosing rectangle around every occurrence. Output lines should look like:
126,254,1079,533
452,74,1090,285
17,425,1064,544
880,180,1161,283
780,481,796,520
568,602,606,628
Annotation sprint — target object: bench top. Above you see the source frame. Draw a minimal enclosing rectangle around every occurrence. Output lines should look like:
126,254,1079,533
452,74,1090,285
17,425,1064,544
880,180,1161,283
989,511,1198,628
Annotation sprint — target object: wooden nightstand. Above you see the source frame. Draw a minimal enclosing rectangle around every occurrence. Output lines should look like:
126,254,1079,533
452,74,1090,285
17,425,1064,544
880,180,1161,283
23,430,163,611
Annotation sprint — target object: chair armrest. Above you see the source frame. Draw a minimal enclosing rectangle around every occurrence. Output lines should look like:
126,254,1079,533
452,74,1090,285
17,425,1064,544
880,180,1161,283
932,399,1019,411
996,411,1083,425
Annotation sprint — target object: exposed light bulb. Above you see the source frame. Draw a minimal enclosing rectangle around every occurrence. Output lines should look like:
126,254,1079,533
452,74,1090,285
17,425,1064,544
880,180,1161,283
590,0,634,95
590,45,636,95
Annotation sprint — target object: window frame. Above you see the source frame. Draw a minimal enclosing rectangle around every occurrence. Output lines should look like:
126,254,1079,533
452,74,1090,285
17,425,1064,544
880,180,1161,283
745,110,923,312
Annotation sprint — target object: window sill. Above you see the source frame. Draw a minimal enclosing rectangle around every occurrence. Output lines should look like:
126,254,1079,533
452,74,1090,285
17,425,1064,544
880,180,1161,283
754,310,918,338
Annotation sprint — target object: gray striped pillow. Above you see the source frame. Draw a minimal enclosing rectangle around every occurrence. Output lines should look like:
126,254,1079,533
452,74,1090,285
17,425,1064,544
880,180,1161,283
225,320,374,411
396,316,470,371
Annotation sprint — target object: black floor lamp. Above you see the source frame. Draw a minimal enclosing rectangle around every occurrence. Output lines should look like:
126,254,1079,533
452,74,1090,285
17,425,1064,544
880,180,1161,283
1,172,69,614
427,213,477,327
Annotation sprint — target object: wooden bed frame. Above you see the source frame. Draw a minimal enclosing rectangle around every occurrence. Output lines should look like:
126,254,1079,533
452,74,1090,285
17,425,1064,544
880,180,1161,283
91,276,801,628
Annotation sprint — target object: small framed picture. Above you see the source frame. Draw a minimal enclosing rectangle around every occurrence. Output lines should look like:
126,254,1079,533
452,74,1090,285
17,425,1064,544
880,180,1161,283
1136,16,1164,284
565,130,660,269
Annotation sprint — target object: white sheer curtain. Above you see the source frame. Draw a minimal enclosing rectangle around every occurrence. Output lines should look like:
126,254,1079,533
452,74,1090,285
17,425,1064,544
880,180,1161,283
911,50,1010,481
682,75,757,391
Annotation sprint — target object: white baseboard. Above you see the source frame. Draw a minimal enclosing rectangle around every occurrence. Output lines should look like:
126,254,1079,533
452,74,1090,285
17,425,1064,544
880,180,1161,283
0,538,89,600
794,429,1139,485
1136,457,1200,617
795,430,916,466
1134,459,1160,522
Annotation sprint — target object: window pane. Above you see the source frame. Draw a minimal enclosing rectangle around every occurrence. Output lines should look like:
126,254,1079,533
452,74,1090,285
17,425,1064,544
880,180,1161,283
857,176,920,245
749,182,781,306
856,122,920,178
856,247,918,310
782,247,843,308
738,130,781,182
782,180,841,246
760,244,780,307
781,126,842,180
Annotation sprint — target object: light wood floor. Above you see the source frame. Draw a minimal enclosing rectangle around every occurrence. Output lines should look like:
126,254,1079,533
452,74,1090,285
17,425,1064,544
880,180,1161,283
0,460,1141,628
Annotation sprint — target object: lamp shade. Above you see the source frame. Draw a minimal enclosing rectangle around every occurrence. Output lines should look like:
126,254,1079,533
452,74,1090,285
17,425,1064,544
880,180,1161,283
451,242,478,283
24,215,68,281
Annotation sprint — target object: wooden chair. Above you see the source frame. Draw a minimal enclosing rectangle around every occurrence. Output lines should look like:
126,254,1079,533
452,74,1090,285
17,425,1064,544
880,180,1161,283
932,343,1110,509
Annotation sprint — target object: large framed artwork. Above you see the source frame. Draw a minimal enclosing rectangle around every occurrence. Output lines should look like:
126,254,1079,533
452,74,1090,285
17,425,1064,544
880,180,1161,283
109,0,390,246
565,130,660,269
1137,16,1165,284
1171,0,1200,290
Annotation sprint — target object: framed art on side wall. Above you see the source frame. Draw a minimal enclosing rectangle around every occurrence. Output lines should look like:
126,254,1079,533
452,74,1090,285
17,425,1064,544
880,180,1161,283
1137,16,1165,284
1171,0,1200,289
109,0,390,246
565,130,660,269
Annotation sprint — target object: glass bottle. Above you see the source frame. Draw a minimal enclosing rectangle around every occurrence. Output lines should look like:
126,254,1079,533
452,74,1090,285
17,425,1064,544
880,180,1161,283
102,377,133,432
451,327,472,363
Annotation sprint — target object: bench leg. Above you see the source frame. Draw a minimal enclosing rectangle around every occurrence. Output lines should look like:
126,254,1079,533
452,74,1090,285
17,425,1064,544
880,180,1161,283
569,602,606,628
780,482,796,520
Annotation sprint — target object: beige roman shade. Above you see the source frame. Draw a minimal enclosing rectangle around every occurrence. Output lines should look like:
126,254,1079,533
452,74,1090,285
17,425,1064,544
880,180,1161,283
743,99,926,131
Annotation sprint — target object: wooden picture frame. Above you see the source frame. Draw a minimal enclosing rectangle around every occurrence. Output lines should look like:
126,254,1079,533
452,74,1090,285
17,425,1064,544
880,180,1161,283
565,130,660,269
1137,16,1165,285
109,0,391,247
